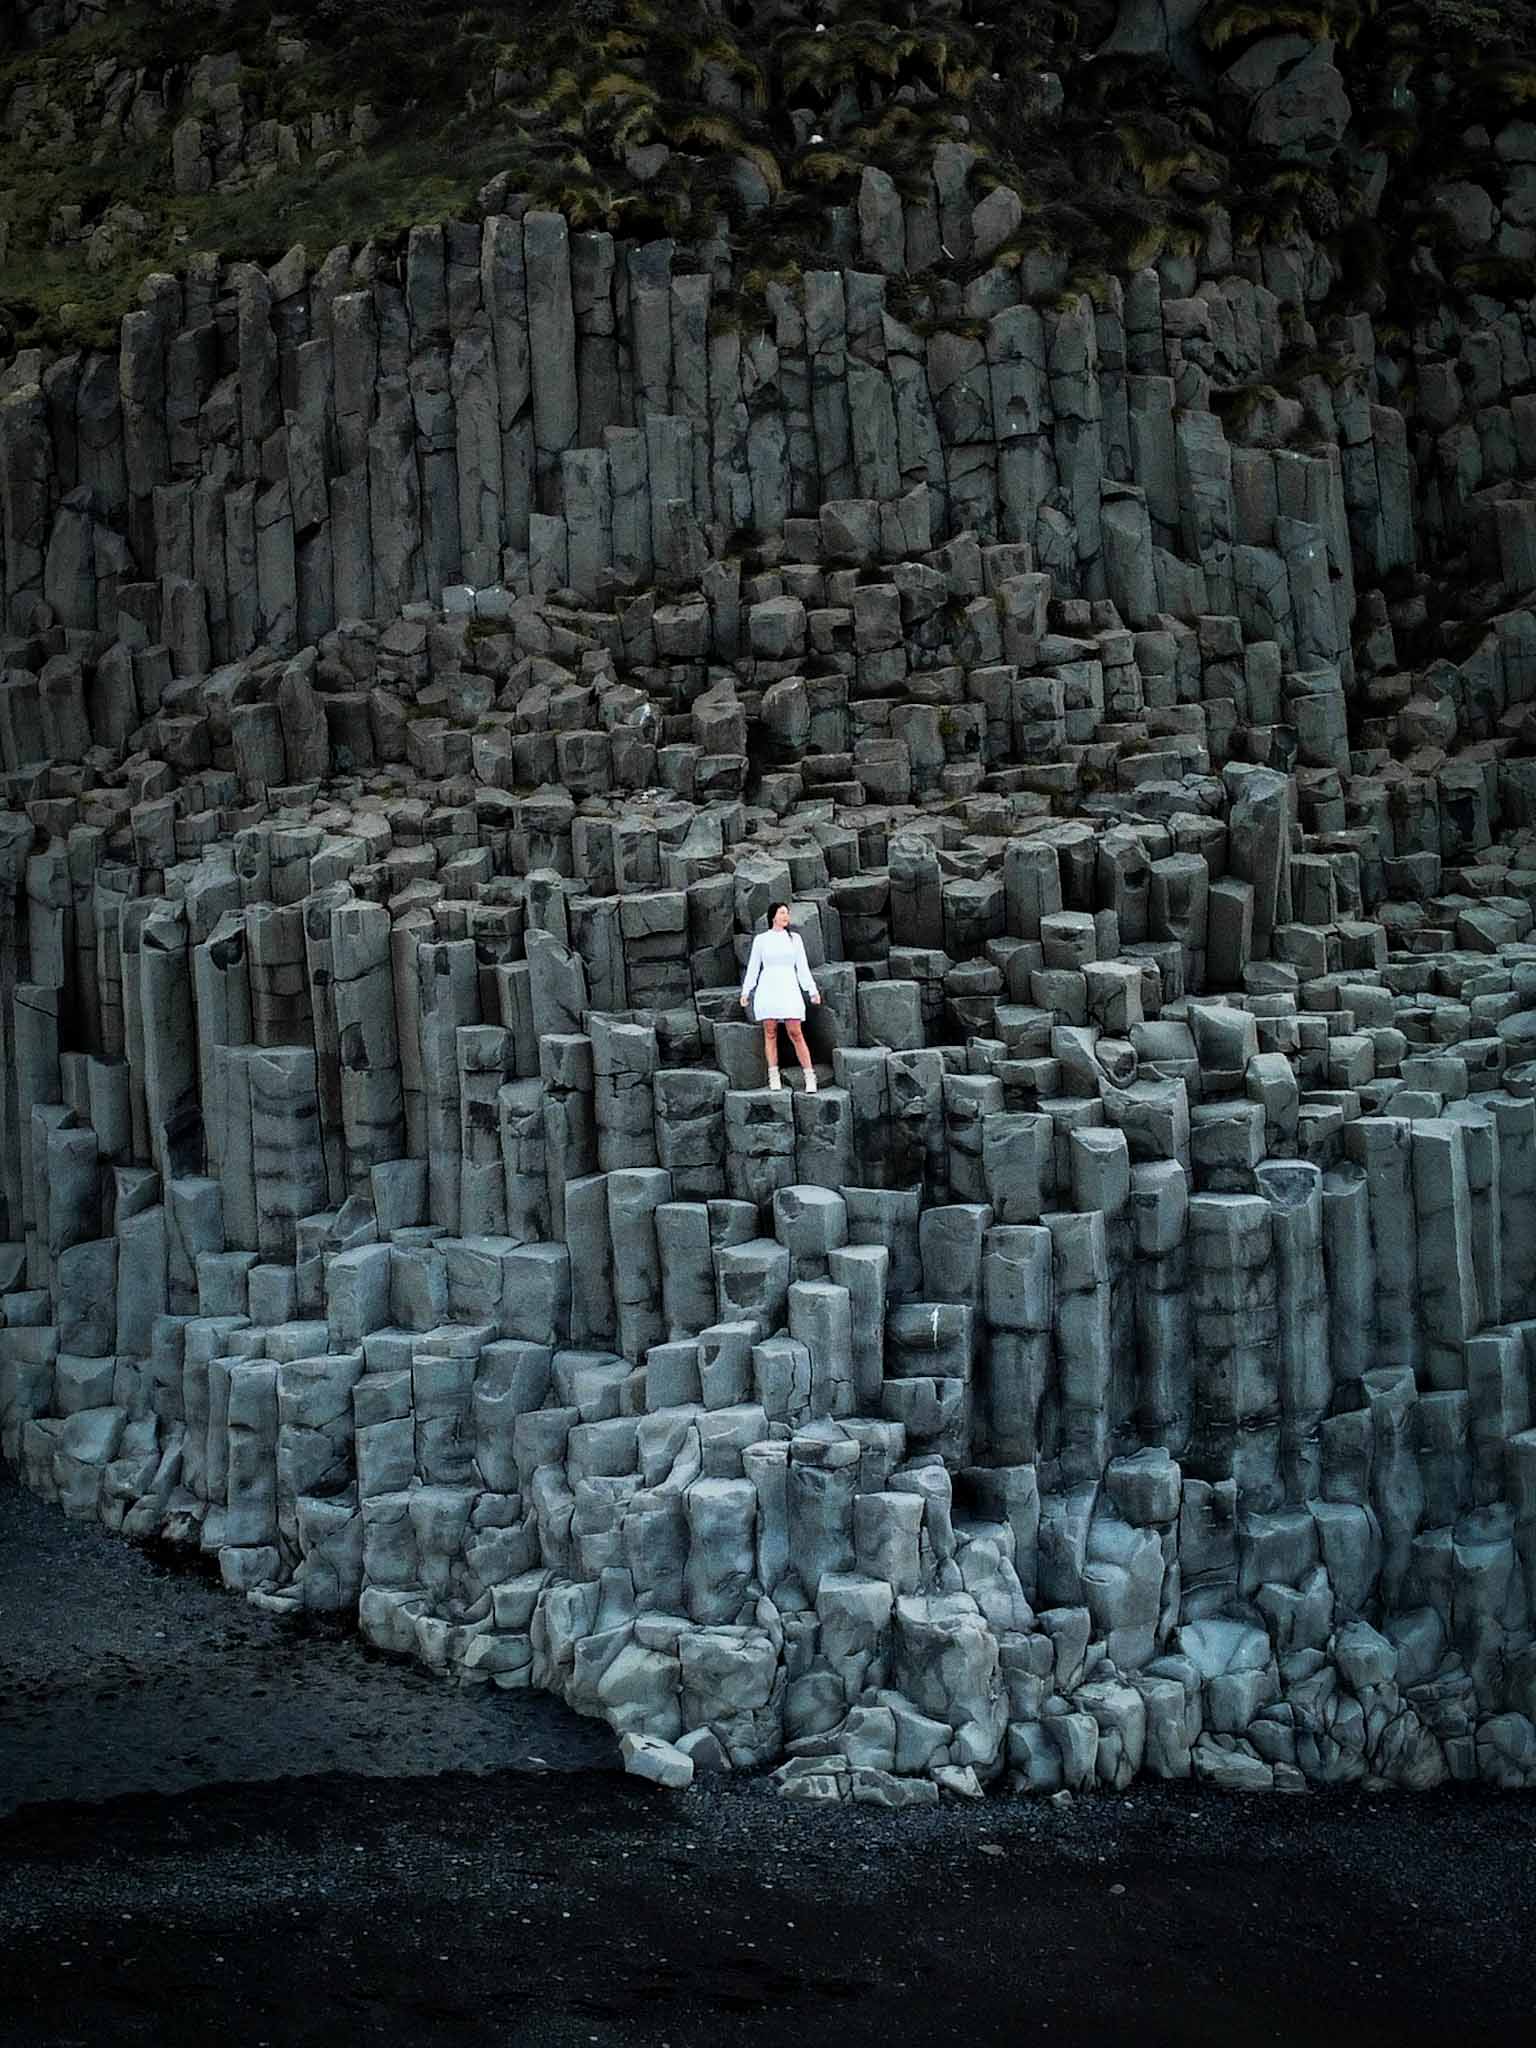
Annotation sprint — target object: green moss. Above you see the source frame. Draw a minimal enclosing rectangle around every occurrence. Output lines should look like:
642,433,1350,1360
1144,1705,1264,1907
1451,256,1536,302
0,129,523,351
3,0,1536,373
1200,2,1373,53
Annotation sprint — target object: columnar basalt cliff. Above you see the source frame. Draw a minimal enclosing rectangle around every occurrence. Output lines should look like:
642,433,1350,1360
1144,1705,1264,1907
4,0,1536,1802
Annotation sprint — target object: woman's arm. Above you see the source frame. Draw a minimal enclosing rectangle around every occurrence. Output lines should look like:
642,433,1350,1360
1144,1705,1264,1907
740,933,765,1002
792,933,820,1001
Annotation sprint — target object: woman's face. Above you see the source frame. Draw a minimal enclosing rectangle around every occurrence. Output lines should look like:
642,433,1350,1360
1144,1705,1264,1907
772,905,791,930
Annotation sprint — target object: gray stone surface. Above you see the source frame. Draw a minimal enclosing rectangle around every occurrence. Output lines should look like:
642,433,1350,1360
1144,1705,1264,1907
4,149,1536,1805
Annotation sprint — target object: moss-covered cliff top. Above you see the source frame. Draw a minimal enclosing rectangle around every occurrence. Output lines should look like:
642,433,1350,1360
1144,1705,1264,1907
2,0,1536,356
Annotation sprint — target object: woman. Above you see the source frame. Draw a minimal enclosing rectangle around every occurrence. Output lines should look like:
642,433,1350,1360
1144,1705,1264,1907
739,902,821,1092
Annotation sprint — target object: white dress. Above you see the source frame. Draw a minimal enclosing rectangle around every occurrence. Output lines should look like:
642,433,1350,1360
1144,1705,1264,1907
741,928,820,1022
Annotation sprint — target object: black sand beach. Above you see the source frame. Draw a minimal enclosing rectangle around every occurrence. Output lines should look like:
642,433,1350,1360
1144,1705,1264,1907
3,1475,1533,2048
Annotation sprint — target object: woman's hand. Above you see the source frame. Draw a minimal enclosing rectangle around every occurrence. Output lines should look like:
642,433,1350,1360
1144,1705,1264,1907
811,994,821,1005
740,996,748,1008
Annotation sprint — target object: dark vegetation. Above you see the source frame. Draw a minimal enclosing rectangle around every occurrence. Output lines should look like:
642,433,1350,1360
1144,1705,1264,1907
0,0,1535,356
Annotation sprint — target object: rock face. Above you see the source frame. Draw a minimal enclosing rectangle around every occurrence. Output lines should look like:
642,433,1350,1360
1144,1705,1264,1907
1220,37,1351,160
1099,0,1211,80
4,4,1536,1805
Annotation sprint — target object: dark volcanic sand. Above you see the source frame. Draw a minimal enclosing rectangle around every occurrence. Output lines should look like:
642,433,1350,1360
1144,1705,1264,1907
2,1474,1533,2048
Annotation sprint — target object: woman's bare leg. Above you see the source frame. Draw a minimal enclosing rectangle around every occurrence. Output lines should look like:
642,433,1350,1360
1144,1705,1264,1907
783,1019,816,1087
761,1018,781,1086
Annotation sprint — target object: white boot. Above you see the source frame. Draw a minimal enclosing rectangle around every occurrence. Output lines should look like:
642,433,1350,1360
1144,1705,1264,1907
767,1066,782,1091
801,1067,818,1093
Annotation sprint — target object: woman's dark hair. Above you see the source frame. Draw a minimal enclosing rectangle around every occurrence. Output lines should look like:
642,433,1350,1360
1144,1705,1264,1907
767,902,792,925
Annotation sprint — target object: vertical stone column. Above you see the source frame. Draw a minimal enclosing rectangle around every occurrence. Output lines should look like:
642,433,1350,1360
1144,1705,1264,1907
655,1069,726,1200
1489,1095,1536,1323
288,336,336,649
1,383,51,629
563,1173,614,1348
1321,1162,1373,1387
525,926,588,1041
483,215,532,555
979,1223,1053,1462
889,834,944,950
787,1281,856,1420
0,816,38,1239
457,1024,514,1236
1444,1103,1501,1336
212,1045,257,1253
192,911,253,1183
1362,1365,1424,1611
121,304,170,575
794,1087,856,1194
990,303,1052,551
628,243,673,422
644,413,693,575
1071,1128,1136,1449
498,1080,550,1244
655,1202,716,1342
1256,1161,1330,1502
787,1431,857,1600
330,900,405,1191
65,824,105,1054
368,366,424,618
1045,1209,1112,1487
767,278,818,521
249,1046,328,1263
670,271,712,514
725,1088,796,1207
827,1241,887,1416
276,1347,364,1550
416,937,480,1234
1131,1159,1191,1457
247,902,311,1049
224,1359,280,1558
1465,1331,1530,1510
1186,1193,1277,1501
331,290,378,620
139,901,200,1185
92,872,138,1064
118,899,155,1167
1224,764,1292,961
608,1167,672,1364
1343,1118,1421,1388
26,842,71,993
592,1014,658,1172
1174,407,1235,613
572,230,620,447
391,914,429,1160
1046,292,1104,586
446,219,502,589
525,212,578,508
1410,1119,1479,1392
1003,838,1062,941
944,1074,1003,1203
405,225,461,597
540,1034,597,1238
302,883,351,1205
224,479,259,654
